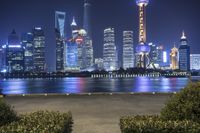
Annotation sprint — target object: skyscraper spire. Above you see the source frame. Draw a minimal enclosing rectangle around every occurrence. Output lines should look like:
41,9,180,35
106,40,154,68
135,0,150,68
179,30,190,71
174,42,176,48
181,30,187,40
71,16,77,26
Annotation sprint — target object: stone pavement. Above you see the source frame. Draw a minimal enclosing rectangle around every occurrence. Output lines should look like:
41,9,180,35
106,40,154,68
5,94,171,133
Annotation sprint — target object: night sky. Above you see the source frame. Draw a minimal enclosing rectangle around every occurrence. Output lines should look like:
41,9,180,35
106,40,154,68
0,0,199,71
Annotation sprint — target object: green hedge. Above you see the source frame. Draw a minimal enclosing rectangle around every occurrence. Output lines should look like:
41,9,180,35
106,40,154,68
120,115,200,133
0,99,18,126
0,111,73,133
161,82,200,123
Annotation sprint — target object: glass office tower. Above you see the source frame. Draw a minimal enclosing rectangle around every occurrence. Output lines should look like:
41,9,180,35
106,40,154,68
179,31,190,71
190,54,200,70
103,28,117,71
123,31,134,69
6,30,24,72
55,11,66,72
33,27,46,72
21,32,34,72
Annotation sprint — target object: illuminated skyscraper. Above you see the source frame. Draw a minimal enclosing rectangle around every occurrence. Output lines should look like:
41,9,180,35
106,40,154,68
148,43,157,62
0,46,3,71
70,17,79,39
66,41,79,71
103,28,117,71
83,0,92,38
148,43,166,68
55,11,66,72
123,31,134,69
170,45,179,70
0,45,6,71
190,54,200,70
135,0,150,68
179,31,190,71
55,11,66,38
65,17,79,71
6,30,24,72
82,35,93,71
21,32,34,72
83,0,94,70
33,27,46,72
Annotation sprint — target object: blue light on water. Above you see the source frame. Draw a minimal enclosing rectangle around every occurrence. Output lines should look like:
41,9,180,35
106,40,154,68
1,79,27,94
63,78,83,94
0,77,196,95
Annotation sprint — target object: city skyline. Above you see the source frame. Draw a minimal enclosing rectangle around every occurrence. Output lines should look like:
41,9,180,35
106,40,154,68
0,0,200,71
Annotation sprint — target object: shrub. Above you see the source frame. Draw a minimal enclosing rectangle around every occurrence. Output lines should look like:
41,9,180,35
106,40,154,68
120,115,200,133
0,111,73,133
0,99,18,126
161,82,200,123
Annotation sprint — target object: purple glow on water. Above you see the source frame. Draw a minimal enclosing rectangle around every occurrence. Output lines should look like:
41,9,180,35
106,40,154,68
0,77,195,95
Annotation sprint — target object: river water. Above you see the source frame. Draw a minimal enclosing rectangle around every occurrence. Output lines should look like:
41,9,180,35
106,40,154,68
0,77,199,95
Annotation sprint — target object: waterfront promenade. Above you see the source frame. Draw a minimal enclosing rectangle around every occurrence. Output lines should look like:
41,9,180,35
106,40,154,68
5,94,171,133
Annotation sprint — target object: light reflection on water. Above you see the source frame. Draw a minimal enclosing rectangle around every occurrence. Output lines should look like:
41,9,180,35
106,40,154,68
0,77,196,95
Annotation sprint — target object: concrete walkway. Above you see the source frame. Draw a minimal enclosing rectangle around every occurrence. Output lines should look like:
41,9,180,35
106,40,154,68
5,94,171,133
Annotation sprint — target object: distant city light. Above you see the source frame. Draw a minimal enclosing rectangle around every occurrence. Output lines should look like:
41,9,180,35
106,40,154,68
1,69,7,73
35,27,42,30
2,45,6,48
8,45,21,48
163,51,167,63
75,38,83,44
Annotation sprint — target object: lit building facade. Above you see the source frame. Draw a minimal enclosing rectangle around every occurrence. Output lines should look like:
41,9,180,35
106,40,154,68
103,28,118,71
68,17,93,71
6,30,24,72
66,41,79,71
148,43,168,68
148,43,157,63
65,17,79,71
0,45,6,71
179,31,190,71
135,0,150,68
81,35,93,71
123,31,134,69
55,11,66,72
190,54,200,70
95,58,104,70
170,45,179,70
83,0,94,71
157,45,164,65
76,29,93,71
21,32,34,72
33,27,46,72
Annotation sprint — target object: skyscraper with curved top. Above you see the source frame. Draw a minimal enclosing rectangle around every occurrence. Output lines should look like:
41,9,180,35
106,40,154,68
55,11,66,38
135,0,150,68
55,11,66,72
